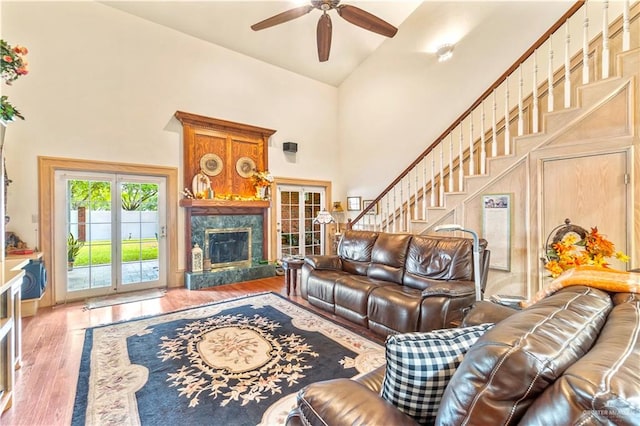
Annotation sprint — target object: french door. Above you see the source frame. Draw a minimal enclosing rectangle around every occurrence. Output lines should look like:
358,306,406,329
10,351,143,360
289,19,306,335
53,171,167,302
277,185,326,259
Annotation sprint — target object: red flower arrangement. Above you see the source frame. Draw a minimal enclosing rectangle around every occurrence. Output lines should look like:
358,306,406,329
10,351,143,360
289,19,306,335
1,39,29,122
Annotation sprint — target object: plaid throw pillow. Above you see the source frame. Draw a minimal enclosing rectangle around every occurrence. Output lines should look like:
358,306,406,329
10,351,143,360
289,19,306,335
381,323,494,424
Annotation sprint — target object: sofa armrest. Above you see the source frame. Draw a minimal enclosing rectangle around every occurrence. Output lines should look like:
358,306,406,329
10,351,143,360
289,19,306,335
287,378,418,426
461,300,518,327
304,255,342,270
421,280,475,297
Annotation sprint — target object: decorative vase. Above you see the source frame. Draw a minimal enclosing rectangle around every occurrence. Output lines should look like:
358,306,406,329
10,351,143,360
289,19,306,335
256,186,268,200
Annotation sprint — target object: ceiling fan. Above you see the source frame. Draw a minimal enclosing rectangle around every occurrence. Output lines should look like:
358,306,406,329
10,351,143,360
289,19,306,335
251,0,398,62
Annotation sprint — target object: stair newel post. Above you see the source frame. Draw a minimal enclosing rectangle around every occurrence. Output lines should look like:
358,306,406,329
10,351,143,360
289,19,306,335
448,134,454,192
533,50,540,133
602,0,610,79
492,90,498,157
504,76,511,156
622,0,630,51
480,102,487,174
564,20,572,108
439,144,445,206
458,127,464,191
468,113,475,176
548,34,555,112
518,65,524,136
583,3,590,84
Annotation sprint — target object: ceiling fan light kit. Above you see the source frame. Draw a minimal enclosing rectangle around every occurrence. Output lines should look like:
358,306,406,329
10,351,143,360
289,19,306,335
251,0,398,62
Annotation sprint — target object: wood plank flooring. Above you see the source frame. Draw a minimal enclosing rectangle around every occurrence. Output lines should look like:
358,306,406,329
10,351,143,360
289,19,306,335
1,276,382,426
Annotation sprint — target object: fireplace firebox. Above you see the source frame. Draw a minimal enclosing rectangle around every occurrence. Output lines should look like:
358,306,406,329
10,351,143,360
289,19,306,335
204,227,252,269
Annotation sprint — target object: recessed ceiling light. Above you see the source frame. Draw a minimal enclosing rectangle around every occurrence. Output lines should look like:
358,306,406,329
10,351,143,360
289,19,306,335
436,44,454,62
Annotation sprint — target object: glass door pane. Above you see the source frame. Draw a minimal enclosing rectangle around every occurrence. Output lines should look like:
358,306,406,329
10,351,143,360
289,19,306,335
119,180,160,286
280,190,300,258
304,191,322,256
67,178,113,294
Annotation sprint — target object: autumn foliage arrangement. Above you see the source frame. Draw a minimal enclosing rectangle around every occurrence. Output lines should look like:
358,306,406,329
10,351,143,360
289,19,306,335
544,226,629,278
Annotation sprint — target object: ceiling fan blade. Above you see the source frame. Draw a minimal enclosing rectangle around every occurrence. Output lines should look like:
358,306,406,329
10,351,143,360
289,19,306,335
336,5,398,38
251,5,314,31
317,13,332,62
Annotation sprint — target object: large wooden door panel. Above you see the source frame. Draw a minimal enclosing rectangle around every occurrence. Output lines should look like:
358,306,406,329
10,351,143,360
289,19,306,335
542,151,628,269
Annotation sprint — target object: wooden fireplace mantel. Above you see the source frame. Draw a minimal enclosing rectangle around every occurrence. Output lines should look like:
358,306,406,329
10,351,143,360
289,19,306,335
179,199,270,209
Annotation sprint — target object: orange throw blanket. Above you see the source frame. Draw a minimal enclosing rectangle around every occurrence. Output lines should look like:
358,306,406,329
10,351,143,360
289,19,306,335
521,266,640,308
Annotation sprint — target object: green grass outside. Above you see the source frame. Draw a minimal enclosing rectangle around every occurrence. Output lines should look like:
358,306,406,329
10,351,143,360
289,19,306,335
73,239,158,266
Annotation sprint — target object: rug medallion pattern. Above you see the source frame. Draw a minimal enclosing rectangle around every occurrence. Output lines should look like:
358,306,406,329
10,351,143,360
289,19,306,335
72,293,385,426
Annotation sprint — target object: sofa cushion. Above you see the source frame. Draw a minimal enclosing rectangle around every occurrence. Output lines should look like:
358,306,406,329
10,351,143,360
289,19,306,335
381,323,494,424
368,232,413,284
436,286,613,426
338,230,378,275
403,235,488,290
518,297,640,425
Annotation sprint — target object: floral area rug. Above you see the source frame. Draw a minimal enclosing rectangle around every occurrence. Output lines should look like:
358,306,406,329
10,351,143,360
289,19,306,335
71,292,385,426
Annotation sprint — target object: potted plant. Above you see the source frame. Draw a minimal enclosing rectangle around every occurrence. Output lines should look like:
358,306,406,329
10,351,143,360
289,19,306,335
67,232,84,270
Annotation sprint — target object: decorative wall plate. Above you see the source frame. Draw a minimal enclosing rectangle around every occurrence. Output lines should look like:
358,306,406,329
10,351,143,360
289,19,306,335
236,157,256,178
200,153,223,177
192,172,211,197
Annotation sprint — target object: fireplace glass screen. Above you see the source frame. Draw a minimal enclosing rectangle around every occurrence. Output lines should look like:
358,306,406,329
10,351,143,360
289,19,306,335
204,227,252,269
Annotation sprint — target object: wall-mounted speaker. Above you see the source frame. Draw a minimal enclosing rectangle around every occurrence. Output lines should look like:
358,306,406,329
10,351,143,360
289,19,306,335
283,142,298,153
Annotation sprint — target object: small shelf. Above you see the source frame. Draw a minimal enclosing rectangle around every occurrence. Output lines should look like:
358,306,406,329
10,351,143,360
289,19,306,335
179,199,270,209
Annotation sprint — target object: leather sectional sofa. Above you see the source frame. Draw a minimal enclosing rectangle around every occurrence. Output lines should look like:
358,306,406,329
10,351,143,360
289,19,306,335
287,285,640,425
300,229,490,336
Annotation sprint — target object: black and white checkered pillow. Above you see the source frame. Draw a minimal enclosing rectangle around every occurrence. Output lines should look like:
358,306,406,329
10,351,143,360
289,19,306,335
381,323,494,424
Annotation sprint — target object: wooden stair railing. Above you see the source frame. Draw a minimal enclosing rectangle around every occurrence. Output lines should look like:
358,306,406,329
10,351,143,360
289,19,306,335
348,0,637,233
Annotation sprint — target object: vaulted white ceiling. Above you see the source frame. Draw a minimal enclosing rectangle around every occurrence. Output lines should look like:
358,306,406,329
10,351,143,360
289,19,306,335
97,1,454,87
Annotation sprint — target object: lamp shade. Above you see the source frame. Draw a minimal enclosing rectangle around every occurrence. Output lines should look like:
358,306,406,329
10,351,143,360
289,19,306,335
313,209,335,225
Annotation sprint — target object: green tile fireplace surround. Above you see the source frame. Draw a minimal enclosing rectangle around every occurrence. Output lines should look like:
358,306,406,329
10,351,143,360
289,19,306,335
183,204,275,289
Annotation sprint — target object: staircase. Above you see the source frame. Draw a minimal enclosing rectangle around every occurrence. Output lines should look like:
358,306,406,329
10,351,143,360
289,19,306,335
349,0,639,297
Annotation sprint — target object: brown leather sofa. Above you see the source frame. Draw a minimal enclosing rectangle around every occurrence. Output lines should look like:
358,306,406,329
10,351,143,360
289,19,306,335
287,286,640,425
301,229,490,336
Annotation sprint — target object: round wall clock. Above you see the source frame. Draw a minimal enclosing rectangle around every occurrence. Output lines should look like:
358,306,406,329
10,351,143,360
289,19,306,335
200,153,223,177
236,157,256,178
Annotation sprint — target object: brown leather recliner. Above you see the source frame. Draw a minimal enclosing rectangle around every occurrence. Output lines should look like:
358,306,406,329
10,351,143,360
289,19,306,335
287,286,640,425
301,229,490,336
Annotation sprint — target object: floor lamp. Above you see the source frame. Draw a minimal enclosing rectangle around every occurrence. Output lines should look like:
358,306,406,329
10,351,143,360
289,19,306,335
313,209,335,255
434,224,483,301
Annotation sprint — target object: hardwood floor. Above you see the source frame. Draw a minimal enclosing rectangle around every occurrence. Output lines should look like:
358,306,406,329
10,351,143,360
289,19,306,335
1,276,382,426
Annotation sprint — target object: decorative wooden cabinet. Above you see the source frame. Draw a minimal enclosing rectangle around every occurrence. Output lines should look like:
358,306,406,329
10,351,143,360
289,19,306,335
175,111,276,199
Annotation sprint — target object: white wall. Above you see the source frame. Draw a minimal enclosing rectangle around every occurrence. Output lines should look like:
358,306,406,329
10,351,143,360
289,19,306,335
1,1,339,262
337,1,573,218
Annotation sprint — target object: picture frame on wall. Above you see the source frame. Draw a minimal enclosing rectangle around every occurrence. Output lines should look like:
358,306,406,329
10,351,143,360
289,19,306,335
363,199,379,215
347,196,361,211
482,193,512,271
